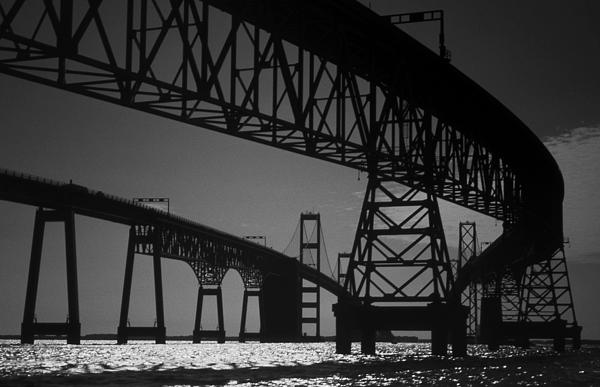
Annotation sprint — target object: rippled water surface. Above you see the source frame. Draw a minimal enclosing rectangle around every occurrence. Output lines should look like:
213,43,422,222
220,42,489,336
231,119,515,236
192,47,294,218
0,340,599,386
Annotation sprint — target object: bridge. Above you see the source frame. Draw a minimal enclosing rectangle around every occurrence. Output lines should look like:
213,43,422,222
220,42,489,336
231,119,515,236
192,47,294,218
1,168,344,343
0,0,580,355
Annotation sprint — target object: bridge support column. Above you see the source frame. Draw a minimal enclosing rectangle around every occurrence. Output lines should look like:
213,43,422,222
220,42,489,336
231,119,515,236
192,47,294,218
431,325,448,356
333,299,358,354
360,327,376,355
430,302,448,356
516,336,530,349
517,247,581,351
339,172,454,356
299,213,321,340
450,304,468,357
117,225,166,344
480,296,502,350
239,288,263,342
456,222,482,344
335,316,352,354
571,325,582,350
552,319,566,352
193,286,225,343
152,242,166,344
21,208,80,344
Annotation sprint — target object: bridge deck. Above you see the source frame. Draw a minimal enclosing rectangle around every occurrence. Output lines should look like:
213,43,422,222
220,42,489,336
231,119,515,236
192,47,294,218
0,168,347,297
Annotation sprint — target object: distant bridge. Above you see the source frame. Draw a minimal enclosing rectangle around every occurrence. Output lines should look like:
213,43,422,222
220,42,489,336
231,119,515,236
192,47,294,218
0,168,345,343
0,0,579,355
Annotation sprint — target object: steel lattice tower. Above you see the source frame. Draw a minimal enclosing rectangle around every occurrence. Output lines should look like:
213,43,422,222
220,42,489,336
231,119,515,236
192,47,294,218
519,247,581,348
344,178,453,304
299,213,321,339
457,222,481,339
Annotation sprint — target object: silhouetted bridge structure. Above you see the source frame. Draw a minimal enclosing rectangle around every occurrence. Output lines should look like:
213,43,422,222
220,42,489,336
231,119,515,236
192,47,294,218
0,0,580,355
1,169,345,344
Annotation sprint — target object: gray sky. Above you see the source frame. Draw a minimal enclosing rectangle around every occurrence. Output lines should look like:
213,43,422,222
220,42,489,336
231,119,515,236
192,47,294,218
0,0,599,339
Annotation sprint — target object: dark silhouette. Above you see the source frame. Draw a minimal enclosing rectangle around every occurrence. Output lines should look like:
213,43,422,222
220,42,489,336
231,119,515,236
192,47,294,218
0,0,580,355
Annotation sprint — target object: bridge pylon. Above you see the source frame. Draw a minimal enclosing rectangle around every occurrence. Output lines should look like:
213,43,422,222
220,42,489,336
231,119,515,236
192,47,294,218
516,247,581,350
334,176,464,356
479,246,581,351
299,213,321,340
117,225,166,344
239,287,263,342
188,262,227,343
457,222,482,341
192,285,226,343
21,208,80,344
479,268,521,350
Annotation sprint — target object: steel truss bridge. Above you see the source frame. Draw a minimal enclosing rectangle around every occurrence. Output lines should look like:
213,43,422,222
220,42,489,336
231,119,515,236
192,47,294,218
1,169,344,344
0,0,580,355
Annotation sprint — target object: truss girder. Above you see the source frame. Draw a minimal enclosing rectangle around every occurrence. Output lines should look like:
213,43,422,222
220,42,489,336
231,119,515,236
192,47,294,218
133,224,263,288
0,0,523,224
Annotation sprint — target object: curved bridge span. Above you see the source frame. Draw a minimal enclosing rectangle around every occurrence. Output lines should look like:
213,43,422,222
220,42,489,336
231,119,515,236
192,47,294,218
0,168,345,342
0,0,562,277
0,0,575,353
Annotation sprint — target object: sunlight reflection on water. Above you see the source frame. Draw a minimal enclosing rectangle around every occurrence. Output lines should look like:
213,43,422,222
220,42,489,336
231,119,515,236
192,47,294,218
0,340,599,386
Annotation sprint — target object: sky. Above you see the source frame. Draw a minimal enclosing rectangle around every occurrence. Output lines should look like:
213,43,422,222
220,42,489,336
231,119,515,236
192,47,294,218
0,0,599,339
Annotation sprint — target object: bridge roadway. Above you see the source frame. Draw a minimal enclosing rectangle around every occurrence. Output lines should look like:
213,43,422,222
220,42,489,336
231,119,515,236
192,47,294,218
0,168,346,341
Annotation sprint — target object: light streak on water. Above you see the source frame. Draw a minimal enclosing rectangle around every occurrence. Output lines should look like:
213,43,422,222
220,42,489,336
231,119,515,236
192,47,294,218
0,340,598,386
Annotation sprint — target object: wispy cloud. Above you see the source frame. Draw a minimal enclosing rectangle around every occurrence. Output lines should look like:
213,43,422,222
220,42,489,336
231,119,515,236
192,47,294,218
351,190,364,199
544,126,600,263
544,126,600,148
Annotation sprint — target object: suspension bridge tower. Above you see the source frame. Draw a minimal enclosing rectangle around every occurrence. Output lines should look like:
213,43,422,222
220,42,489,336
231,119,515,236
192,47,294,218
299,213,322,339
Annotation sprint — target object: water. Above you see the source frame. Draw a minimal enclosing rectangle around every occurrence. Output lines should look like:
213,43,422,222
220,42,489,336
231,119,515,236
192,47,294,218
0,340,599,386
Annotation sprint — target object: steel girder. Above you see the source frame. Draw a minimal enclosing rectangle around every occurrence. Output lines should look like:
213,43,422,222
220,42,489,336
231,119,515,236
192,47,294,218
133,224,263,288
0,0,523,225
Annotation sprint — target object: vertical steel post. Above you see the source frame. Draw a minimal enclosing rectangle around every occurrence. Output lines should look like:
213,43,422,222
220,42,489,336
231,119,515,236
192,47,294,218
258,289,264,340
21,209,45,344
216,286,225,343
117,227,136,344
64,210,80,344
239,289,249,342
152,228,166,344
193,286,204,343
